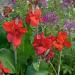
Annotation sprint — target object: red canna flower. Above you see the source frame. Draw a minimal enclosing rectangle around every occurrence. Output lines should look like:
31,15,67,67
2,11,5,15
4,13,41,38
25,6,42,27
53,31,71,51
0,61,10,74
33,33,55,61
64,41,71,48
33,31,71,62
53,41,63,51
35,46,47,55
33,33,47,55
57,31,67,43
3,18,27,47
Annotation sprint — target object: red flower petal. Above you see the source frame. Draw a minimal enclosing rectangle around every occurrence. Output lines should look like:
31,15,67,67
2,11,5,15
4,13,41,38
25,7,41,27
2,68,10,73
7,33,13,42
34,33,45,40
13,36,21,47
3,22,13,32
34,8,42,18
42,38,51,49
64,41,71,48
33,33,45,48
44,35,56,49
12,19,23,28
0,62,4,69
25,15,31,24
17,19,23,27
30,17,39,27
57,31,67,43
53,42,63,51
19,28,27,35
35,46,47,55
0,61,10,73
33,39,40,48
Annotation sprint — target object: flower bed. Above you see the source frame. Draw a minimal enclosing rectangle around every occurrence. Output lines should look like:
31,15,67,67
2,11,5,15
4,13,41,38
0,0,75,75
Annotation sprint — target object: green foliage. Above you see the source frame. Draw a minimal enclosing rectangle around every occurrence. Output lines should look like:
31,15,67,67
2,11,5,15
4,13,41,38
0,48,15,73
16,26,35,75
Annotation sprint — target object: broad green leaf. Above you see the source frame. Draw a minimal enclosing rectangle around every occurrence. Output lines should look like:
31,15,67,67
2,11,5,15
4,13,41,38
0,48,15,73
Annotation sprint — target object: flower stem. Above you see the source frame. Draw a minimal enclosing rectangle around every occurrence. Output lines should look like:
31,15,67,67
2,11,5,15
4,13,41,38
14,49,17,65
49,61,57,75
13,46,17,65
13,46,17,74
57,51,62,75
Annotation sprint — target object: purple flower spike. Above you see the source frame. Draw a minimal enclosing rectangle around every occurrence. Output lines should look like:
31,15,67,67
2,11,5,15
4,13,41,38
64,20,72,30
64,20,75,30
61,0,75,8
42,12,59,25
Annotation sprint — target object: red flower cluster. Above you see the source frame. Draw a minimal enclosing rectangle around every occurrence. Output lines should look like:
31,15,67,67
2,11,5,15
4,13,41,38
33,33,55,61
3,18,27,47
53,31,71,51
33,31,71,61
25,6,42,27
0,61,10,74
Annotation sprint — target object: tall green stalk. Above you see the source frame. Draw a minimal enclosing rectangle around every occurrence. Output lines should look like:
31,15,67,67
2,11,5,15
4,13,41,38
13,45,17,75
57,51,62,75
50,61,57,75
13,46,17,65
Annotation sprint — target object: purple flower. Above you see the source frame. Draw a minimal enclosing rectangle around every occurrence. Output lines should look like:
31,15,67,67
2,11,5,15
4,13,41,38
42,16,49,23
61,0,74,8
42,12,59,24
64,20,75,30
